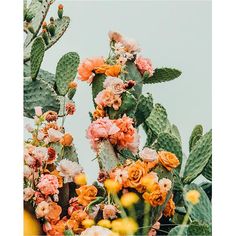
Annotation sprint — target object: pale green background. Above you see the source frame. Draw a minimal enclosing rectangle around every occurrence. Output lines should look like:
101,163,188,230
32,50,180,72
25,0,211,183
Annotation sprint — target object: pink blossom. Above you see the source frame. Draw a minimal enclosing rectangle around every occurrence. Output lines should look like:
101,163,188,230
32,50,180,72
108,31,123,42
122,38,140,54
37,131,45,141
24,165,33,179
66,102,76,115
87,117,120,150
25,123,34,132
23,187,35,201
127,130,140,155
139,147,157,162
103,77,125,95
37,174,59,196
47,128,63,142
34,106,43,116
103,204,118,220
33,147,48,162
135,56,154,76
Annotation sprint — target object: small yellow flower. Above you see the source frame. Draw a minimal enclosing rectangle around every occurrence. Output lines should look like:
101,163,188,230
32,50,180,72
185,190,200,205
104,179,121,194
120,192,139,208
112,218,138,235
81,219,95,228
74,173,87,186
97,219,112,228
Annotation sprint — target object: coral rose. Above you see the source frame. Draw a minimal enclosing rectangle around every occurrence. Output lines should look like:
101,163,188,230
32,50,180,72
158,151,180,171
135,56,154,76
78,57,104,82
45,202,62,222
125,160,148,190
93,105,106,120
76,185,98,206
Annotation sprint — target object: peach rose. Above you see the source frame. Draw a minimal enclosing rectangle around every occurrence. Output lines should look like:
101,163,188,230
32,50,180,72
135,56,154,76
35,201,49,218
105,64,122,77
45,202,62,222
60,133,73,146
158,151,180,171
163,195,175,217
108,31,123,42
126,160,148,189
76,185,98,206
103,204,118,220
103,77,125,95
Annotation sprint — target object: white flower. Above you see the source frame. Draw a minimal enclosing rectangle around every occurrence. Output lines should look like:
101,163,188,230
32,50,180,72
47,128,63,142
159,178,172,192
113,42,125,55
34,106,43,117
113,168,128,184
23,187,35,201
25,123,34,132
139,147,157,162
57,159,83,183
80,226,113,236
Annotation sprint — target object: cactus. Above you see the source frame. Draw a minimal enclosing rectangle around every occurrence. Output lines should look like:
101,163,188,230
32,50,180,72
183,183,212,223
183,130,212,184
187,221,211,236
24,0,50,47
24,77,60,118
134,93,153,126
67,88,77,100
97,140,119,172
145,103,168,136
125,61,143,98
168,225,188,236
153,132,183,173
55,52,80,96
92,74,106,104
189,124,203,152
143,68,182,84
30,37,45,80
108,91,137,119
171,124,182,144
202,156,212,181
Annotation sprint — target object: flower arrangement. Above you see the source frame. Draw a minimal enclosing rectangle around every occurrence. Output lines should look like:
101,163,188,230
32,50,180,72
24,1,212,235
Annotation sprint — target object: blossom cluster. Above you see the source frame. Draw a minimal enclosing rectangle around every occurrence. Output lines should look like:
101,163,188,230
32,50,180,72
87,115,139,154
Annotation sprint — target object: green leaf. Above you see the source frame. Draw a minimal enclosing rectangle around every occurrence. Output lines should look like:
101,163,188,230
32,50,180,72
202,156,212,181
184,183,212,223
24,77,60,118
189,125,203,152
153,132,183,173
188,221,211,236
30,37,45,80
145,103,168,136
134,93,153,126
144,68,182,84
168,225,188,236
199,182,212,201
183,130,212,184
55,52,80,96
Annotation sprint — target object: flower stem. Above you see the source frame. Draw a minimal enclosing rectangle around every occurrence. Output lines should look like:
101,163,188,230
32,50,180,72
112,193,127,218
142,201,151,236
177,204,193,236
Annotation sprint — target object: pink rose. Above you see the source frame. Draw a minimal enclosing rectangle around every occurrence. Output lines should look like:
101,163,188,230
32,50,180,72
87,117,120,150
139,147,157,162
103,77,125,95
103,204,118,220
47,128,63,142
37,174,59,196
34,106,43,116
108,31,123,42
135,56,154,76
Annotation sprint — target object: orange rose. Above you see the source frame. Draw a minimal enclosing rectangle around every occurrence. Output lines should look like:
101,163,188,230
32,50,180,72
76,185,98,206
70,210,88,223
93,105,106,120
163,195,175,217
105,64,122,77
143,184,167,207
94,64,110,74
125,160,148,190
158,151,180,171
60,133,73,146
45,202,62,222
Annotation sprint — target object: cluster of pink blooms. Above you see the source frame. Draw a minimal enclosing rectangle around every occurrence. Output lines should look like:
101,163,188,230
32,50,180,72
135,56,154,77
95,76,126,110
87,115,139,154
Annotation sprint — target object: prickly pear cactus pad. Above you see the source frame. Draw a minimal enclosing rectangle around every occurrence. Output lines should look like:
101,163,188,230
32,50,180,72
23,4,212,234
